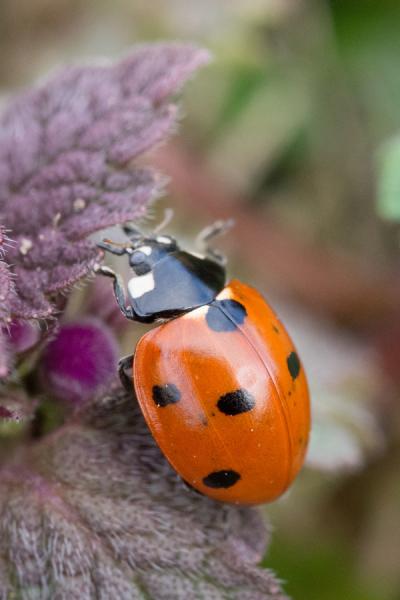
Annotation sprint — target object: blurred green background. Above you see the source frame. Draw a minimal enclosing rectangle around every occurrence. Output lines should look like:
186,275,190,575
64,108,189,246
1,1,400,598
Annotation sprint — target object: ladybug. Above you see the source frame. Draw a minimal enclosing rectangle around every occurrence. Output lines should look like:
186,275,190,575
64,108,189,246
97,213,310,505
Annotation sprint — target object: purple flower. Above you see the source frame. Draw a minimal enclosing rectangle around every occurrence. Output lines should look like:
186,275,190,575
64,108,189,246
5,319,40,354
40,319,119,406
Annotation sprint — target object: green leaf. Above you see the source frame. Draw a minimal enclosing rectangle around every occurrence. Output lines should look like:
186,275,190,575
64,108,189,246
376,136,400,221
266,537,384,600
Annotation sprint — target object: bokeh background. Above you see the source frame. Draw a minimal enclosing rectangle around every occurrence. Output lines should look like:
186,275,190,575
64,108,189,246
1,1,400,598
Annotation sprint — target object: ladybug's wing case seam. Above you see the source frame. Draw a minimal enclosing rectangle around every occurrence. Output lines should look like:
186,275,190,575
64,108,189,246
179,316,245,472
215,301,294,492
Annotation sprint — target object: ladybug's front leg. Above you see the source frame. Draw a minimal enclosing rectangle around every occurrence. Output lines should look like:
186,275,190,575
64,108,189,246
95,265,136,320
118,354,134,394
96,266,136,393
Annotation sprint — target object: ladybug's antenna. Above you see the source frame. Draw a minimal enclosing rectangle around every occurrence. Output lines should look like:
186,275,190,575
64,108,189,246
153,208,174,234
196,218,235,246
195,218,235,267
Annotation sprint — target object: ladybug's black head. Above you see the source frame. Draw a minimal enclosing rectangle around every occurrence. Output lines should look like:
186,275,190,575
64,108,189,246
97,209,180,275
128,235,179,275
97,213,229,322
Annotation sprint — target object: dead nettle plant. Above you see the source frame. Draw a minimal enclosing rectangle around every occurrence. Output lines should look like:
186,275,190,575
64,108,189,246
0,44,287,599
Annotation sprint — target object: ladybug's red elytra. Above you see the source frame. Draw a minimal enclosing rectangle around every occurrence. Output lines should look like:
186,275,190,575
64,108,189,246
97,215,310,505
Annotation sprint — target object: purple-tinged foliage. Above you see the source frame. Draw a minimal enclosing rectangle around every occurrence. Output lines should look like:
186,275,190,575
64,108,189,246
0,260,16,378
0,261,15,325
40,319,119,406
0,387,286,599
0,43,210,321
0,226,15,259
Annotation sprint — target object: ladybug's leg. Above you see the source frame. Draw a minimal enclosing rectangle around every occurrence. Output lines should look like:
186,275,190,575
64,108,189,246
196,219,234,266
96,266,136,320
205,246,226,266
118,354,134,393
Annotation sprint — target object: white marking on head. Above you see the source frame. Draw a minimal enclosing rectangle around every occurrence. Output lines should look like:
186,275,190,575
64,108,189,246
128,272,155,298
140,246,152,256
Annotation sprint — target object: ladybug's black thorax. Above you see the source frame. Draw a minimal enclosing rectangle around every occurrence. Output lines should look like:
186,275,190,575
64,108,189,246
126,238,226,322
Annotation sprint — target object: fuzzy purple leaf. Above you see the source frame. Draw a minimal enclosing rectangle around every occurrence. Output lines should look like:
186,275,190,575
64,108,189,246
40,319,119,406
0,259,17,378
0,43,210,320
0,261,15,323
0,387,287,599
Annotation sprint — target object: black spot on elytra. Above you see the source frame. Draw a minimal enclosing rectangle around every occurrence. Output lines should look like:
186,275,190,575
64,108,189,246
272,324,280,334
287,351,301,380
217,388,255,416
203,470,241,489
152,383,181,407
205,299,247,332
